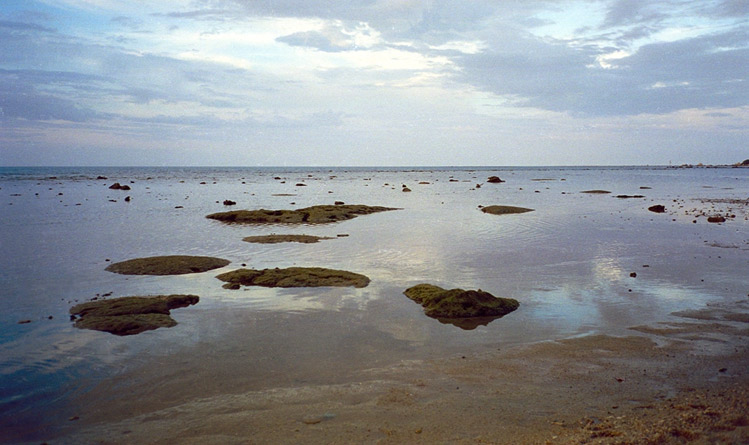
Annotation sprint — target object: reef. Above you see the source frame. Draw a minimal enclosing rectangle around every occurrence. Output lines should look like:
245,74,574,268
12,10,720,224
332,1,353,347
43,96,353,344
480,205,534,215
206,204,398,224
216,267,370,288
404,283,519,320
105,255,230,275
242,234,334,244
69,294,199,336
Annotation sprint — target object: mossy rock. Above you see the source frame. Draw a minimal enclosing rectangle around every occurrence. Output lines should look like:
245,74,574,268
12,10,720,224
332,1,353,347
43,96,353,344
105,255,230,275
480,205,534,215
242,234,334,244
404,284,519,319
216,267,370,288
206,204,399,224
69,294,199,336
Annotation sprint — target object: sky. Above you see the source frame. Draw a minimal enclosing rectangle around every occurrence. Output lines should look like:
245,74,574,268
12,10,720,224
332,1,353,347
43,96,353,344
0,0,746,166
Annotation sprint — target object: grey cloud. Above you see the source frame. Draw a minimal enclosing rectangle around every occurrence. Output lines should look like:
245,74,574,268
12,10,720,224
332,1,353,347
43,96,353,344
0,20,55,33
0,71,101,122
456,28,747,116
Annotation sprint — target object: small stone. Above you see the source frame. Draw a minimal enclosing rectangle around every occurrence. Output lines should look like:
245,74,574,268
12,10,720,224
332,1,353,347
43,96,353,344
630,272,637,278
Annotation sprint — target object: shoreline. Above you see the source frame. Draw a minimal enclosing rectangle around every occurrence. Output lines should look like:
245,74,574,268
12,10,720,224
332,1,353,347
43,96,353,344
64,299,748,444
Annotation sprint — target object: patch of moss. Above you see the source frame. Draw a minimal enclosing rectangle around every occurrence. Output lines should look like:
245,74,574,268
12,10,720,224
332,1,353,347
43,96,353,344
206,204,399,224
216,267,370,288
404,284,519,319
480,205,534,215
69,294,199,336
242,234,334,244
105,255,230,275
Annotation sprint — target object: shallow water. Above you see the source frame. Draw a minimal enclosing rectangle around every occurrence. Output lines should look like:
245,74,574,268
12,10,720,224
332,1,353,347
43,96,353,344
1,166,747,442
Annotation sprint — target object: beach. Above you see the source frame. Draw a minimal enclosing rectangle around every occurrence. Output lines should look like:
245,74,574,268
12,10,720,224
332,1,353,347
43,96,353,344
0,166,747,443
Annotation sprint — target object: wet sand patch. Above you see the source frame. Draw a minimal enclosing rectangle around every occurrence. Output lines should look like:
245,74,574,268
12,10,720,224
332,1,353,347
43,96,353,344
217,267,370,288
69,295,199,336
105,255,230,275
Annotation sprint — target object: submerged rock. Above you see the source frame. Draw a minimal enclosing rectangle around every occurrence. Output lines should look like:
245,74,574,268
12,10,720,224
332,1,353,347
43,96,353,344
242,234,334,244
206,204,398,224
404,284,519,320
648,204,666,213
480,205,534,215
487,176,504,183
69,294,199,336
105,255,230,275
216,267,370,288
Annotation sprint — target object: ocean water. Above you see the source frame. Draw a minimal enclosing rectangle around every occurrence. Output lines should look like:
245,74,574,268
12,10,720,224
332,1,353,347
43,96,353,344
0,166,747,442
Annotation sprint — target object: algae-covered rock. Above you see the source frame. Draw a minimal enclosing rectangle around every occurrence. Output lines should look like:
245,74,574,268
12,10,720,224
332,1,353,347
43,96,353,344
206,204,398,224
242,234,334,244
216,267,370,288
105,255,230,275
69,294,199,336
404,284,519,319
480,205,534,215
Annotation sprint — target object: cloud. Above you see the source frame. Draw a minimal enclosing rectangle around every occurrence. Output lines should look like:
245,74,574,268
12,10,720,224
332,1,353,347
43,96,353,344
455,25,747,117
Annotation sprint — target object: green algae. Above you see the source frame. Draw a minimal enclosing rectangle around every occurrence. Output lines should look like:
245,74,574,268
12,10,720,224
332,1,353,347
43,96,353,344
105,255,230,275
69,294,199,336
206,204,399,224
480,205,534,215
216,267,370,288
404,284,519,320
242,234,334,244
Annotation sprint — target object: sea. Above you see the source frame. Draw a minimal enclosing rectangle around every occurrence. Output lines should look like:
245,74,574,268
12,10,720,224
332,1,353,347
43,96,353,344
1,166,747,443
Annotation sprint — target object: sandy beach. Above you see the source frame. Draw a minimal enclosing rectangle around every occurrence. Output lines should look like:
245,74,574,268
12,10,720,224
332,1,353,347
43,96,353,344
66,300,748,444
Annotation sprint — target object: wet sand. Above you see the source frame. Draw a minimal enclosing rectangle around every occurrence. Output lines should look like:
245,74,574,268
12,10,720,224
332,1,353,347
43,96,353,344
68,300,748,444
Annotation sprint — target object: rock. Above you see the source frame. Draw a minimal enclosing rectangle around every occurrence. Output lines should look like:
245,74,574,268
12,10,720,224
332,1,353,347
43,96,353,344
707,216,726,223
295,183,307,187
124,196,131,202
480,205,534,215
69,294,199,336
216,267,370,288
630,272,637,278
402,186,412,192
242,234,334,244
105,255,230,275
97,176,108,180
581,190,611,194
648,205,666,213
487,176,504,183
615,195,645,199
206,204,399,224
223,200,237,206
334,201,345,205
404,284,519,320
